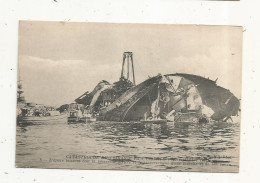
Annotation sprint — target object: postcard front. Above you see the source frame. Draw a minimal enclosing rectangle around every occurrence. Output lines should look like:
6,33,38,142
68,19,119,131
16,21,242,172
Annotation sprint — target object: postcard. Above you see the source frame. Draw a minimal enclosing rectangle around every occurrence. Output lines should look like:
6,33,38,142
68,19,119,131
16,21,242,172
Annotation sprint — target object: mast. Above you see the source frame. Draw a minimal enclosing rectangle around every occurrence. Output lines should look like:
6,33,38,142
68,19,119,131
17,79,25,103
120,52,136,85
156,86,160,119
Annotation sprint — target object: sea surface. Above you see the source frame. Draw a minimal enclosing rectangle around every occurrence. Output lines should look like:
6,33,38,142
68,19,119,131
16,119,240,172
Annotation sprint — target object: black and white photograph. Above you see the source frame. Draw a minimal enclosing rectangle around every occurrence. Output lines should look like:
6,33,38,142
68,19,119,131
15,21,242,173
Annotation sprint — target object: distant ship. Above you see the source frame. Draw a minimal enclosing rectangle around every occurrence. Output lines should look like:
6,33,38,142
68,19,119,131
16,81,67,124
74,52,240,123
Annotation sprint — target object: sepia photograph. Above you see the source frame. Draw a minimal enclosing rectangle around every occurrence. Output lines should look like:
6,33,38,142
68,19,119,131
16,21,242,172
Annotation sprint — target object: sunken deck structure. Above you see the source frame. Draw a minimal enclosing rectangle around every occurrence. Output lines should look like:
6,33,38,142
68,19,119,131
75,52,240,122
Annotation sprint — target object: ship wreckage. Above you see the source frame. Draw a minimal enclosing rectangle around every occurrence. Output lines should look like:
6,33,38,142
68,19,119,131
75,52,240,123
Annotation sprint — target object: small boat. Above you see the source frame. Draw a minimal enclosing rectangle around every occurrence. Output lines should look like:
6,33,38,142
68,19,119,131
17,112,67,124
68,110,86,123
67,110,96,123
88,117,97,122
140,119,167,123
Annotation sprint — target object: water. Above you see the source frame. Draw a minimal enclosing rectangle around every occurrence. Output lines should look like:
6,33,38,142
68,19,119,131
16,120,240,172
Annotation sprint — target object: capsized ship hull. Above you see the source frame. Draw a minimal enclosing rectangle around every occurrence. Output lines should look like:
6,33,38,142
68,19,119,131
168,73,240,121
100,75,162,121
97,73,240,122
73,52,240,122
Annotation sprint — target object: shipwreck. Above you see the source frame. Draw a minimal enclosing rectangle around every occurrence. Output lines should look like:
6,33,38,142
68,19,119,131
75,52,240,123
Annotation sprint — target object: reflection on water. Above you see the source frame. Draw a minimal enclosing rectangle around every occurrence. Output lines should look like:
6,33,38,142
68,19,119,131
16,120,240,172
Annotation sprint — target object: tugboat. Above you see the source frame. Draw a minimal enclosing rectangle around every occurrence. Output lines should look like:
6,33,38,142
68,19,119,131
67,110,96,123
68,110,86,123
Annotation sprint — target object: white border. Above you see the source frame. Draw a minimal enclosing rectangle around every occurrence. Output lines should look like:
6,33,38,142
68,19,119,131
1,0,260,182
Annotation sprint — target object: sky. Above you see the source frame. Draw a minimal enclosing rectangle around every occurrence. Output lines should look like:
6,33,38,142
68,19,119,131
18,21,242,106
